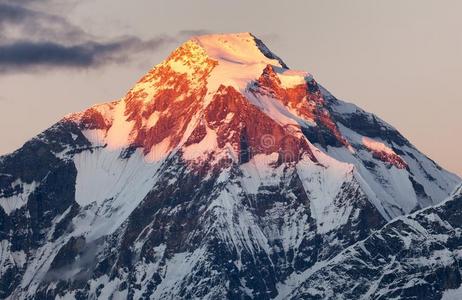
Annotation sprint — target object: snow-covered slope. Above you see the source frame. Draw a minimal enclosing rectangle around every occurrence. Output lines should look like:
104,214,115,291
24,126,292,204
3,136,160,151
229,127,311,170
0,32,459,299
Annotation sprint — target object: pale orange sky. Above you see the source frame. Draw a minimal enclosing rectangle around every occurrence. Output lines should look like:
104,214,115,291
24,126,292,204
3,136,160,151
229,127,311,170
1,0,461,176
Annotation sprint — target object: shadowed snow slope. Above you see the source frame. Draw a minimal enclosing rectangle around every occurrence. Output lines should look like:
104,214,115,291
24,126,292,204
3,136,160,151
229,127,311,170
0,32,460,299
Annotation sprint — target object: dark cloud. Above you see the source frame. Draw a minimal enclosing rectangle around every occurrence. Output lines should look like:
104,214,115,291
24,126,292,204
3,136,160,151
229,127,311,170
0,36,175,72
0,2,29,22
0,1,203,73
0,40,123,69
0,2,87,42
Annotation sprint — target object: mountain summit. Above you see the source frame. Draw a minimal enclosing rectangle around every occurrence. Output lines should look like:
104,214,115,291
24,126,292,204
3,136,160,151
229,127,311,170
0,33,460,299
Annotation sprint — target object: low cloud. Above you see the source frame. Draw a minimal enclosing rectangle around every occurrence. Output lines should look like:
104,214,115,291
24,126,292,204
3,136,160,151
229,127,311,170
0,1,206,73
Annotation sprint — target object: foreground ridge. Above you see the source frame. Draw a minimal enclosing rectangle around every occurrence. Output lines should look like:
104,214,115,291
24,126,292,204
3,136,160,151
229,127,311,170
288,184,462,299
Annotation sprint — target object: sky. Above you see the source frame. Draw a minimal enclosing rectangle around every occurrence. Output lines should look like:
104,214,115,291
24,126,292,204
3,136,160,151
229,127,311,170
0,0,461,176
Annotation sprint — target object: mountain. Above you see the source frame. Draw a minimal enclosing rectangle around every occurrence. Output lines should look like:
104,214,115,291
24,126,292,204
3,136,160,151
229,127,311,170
0,32,459,299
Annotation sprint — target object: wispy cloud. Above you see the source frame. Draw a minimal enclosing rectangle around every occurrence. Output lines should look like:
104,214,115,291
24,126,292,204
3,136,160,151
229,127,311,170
0,1,205,73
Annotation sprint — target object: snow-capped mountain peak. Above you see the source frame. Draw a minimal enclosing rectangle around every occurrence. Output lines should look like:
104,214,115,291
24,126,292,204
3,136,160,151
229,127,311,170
65,33,458,220
129,32,287,102
0,33,460,299
68,33,325,164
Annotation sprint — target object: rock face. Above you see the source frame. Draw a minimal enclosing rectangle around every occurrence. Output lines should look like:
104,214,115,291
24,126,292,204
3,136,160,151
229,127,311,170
0,32,460,299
